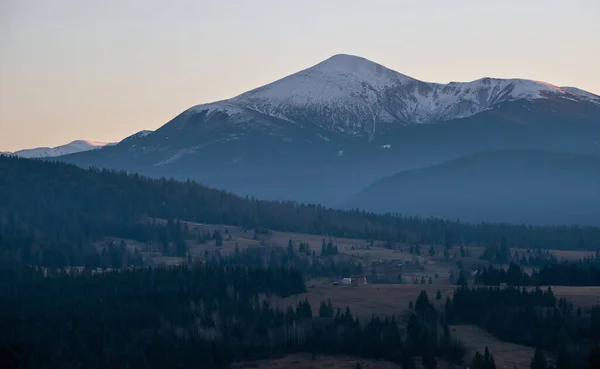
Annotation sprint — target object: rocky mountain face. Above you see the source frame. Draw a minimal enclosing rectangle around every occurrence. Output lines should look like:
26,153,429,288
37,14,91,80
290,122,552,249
57,54,600,218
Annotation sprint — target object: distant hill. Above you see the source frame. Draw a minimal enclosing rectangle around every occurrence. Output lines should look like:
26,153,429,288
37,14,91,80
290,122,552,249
11,140,113,158
345,150,600,225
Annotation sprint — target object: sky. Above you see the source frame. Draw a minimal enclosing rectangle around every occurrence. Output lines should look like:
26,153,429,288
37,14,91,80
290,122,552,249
0,0,599,152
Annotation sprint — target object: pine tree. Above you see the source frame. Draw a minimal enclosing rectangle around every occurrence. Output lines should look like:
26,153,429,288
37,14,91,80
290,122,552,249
488,354,496,369
401,346,415,369
530,347,547,369
444,297,453,323
471,352,484,369
456,270,467,286
436,290,442,300
214,230,223,247
422,347,438,369
555,345,569,369
589,344,600,369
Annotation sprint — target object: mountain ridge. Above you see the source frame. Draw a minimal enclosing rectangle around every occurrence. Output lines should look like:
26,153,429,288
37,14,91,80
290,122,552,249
345,149,600,225
7,130,154,158
11,140,113,158
55,54,600,211
185,54,599,134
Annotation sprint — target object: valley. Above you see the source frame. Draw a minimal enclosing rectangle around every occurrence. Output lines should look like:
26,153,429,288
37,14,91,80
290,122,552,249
105,222,600,369
2,155,600,368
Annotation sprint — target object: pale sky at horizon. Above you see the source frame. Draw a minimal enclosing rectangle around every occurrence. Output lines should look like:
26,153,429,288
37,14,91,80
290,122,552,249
1,0,599,152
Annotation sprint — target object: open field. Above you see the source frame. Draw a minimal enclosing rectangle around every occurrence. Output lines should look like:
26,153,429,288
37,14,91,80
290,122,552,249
283,283,455,319
97,222,600,367
450,325,536,369
549,286,600,309
106,221,600,313
281,283,600,320
513,248,596,261
231,354,403,369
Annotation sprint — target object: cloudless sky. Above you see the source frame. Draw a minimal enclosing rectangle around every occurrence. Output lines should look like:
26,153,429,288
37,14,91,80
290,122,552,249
1,0,599,151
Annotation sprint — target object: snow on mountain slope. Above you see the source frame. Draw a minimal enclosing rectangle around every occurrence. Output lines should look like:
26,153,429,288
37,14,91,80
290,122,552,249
560,87,600,104
13,140,113,158
184,54,599,137
121,130,154,141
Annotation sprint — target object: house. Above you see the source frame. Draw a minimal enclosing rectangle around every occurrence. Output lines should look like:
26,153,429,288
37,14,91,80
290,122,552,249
351,275,367,285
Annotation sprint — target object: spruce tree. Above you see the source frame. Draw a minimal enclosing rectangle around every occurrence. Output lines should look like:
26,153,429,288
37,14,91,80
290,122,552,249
530,347,547,369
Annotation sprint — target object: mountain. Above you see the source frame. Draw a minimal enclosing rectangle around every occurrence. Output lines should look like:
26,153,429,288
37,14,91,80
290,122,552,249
8,130,154,159
12,140,114,158
57,54,600,207
345,150,600,225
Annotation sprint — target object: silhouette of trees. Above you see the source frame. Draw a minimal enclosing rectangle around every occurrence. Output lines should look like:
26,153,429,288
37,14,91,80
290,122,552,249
476,262,600,286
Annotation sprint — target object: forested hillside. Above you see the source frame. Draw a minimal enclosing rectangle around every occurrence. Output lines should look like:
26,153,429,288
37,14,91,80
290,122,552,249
1,155,600,269
346,150,600,225
0,264,469,369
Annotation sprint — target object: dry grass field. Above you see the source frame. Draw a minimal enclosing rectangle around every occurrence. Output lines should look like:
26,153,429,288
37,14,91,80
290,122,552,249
230,353,403,369
549,286,600,309
450,325,536,369
527,248,595,261
281,283,600,320
282,283,455,319
106,221,600,314
230,353,454,369
100,222,600,367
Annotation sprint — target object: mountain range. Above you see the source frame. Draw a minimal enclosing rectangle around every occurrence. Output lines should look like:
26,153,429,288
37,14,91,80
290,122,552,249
7,140,113,158
43,54,600,224
5,131,155,158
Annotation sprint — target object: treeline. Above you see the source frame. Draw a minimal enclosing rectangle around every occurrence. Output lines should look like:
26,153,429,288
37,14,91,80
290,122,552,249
0,216,192,268
445,285,600,367
1,156,600,268
0,264,466,369
310,289,467,368
476,262,600,286
479,243,560,266
210,243,364,279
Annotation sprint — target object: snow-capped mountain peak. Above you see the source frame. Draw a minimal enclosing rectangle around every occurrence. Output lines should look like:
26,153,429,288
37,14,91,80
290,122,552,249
234,54,412,105
185,54,599,137
12,140,113,158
